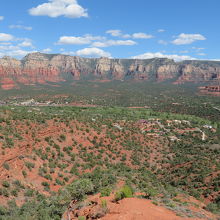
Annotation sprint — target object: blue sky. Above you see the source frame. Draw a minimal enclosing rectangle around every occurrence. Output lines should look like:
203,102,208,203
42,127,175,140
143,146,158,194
0,0,219,60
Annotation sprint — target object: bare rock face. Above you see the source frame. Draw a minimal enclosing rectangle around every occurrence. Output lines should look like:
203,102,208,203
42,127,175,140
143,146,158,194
176,63,220,83
0,52,220,89
95,57,111,74
157,64,179,81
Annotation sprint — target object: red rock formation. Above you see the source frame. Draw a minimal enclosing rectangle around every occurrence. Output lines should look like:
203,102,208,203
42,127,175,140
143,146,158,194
205,85,220,92
0,52,220,89
0,78,17,90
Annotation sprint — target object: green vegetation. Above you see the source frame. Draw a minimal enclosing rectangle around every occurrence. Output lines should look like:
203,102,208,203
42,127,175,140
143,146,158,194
1,80,220,122
114,185,133,201
0,86,219,219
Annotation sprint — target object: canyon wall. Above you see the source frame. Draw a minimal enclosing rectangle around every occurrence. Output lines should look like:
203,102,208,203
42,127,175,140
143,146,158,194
0,52,220,89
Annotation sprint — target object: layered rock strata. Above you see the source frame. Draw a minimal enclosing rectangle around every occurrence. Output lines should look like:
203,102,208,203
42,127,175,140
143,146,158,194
0,52,220,89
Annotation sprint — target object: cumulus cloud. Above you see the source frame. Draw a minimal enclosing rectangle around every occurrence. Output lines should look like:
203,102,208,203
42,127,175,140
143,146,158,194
0,42,11,46
192,47,205,51
75,47,111,58
5,50,36,57
57,35,104,45
0,45,19,51
106,30,122,37
92,40,137,47
18,39,34,48
0,16,4,21
0,47,36,58
42,48,52,53
172,33,206,45
0,33,14,41
106,30,153,39
0,37,35,58
9,25,32,31
132,33,153,39
132,52,195,61
29,0,88,18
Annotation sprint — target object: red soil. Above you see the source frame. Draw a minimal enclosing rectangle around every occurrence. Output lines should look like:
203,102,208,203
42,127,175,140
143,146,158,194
103,198,201,220
64,192,218,220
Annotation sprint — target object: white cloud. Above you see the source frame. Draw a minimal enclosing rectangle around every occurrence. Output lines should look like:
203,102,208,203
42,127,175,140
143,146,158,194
9,25,32,31
0,16,4,21
0,45,19,51
7,50,36,57
18,39,34,48
172,33,206,45
29,0,88,18
42,48,52,53
132,52,195,61
0,37,35,58
92,40,137,47
106,30,122,37
192,47,205,51
0,42,11,45
158,29,165,32
57,34,136,47
106,29,153,39
121,34,131,38
57,35,104,45
158,40,168,45
75,47,111,58
0,48,36,58
132,33,153,39
106,29,130,38
0,33,14,41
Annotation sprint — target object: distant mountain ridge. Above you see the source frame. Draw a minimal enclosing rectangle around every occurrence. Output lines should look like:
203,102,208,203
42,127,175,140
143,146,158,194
0,52,220,89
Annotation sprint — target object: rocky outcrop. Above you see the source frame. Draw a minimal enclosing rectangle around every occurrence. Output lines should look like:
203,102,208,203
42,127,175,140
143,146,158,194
0,52,220,89
199,85,220,96
176,61,220,83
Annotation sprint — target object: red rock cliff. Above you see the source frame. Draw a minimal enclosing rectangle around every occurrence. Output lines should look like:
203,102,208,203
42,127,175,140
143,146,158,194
0,53,220,89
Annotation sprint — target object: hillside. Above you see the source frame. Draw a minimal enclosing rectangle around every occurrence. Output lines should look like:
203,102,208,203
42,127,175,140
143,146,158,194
0,106,219,219
1,53,220,90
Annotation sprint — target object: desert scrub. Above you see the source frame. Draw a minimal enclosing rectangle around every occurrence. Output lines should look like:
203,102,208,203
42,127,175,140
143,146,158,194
100,187,111,197
3,163,10,170
2,181,10,188
114,185,133,202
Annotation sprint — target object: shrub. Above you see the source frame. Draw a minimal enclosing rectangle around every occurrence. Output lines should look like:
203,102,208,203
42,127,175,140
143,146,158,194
0,205,7,215
143,187,158,199
101,199,108,209
205,203,220,214
66,179,94,201
114,185,133,201
3,163,10,170
41,182,49,187
55,178,64,186
11,189,18,197
25,162,35,171
2,181,10,188
60,134,66,141
24,189,34,197
100,187,111,197
0,188,9,197
22,170,27,178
